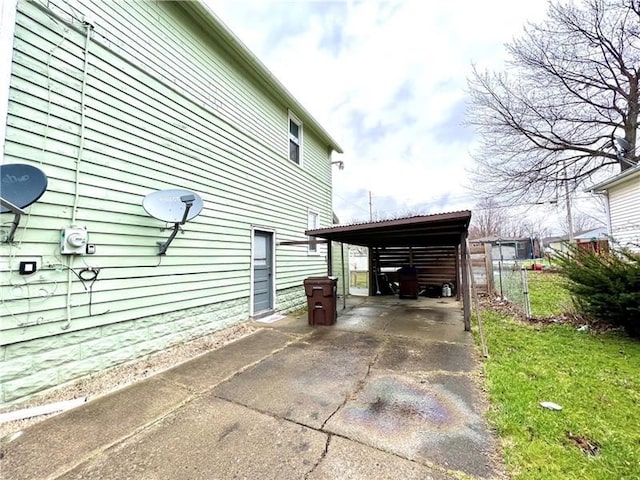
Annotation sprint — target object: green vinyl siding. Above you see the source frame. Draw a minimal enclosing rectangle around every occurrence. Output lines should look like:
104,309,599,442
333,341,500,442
0,0,338,404
331,241,350,297
38,0,288,160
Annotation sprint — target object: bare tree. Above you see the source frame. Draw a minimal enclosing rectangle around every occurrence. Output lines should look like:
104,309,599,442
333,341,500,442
469,198,510,238
470,197,553,239
560,210,605,235
467,0,640,203
504,216,553,239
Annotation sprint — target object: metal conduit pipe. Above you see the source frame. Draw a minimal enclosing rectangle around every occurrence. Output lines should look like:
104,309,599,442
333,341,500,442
63,21,93,330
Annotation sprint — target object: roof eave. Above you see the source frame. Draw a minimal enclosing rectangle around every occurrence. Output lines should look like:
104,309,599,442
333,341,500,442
589,166,640,193
306,211,472,248
307,211,472,237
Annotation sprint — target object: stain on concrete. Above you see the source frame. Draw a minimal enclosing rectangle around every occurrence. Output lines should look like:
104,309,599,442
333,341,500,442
398,307,456,323
325,373,497,478
345,306,390,317
329,314,390,333
339,375,472,434
218,421,239,442
212,332,378,429
304,329,381,351
376,337,476,373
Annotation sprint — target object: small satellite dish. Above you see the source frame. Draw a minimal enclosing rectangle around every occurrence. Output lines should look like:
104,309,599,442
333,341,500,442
143,189,204,255
142,189,203,223
0,164,48,213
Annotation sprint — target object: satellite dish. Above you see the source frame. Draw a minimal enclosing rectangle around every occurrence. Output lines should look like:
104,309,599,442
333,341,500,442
143,189,204,255
142,189,203,223
0,164,48,214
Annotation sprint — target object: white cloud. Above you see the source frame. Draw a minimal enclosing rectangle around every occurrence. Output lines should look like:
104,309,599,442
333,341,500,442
209,0,550,223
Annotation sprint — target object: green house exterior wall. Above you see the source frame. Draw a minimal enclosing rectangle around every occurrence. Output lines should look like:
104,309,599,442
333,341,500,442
330,241,350,298
0,0,340,405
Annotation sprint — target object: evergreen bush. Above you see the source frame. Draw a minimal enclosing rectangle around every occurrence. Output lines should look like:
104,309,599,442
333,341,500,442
554,245,640,337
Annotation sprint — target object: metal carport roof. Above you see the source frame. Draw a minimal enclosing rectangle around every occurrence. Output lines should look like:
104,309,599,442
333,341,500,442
306,210,474,331
305,210,472,248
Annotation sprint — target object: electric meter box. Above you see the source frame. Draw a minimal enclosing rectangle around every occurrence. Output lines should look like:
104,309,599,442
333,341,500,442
61,226,88,254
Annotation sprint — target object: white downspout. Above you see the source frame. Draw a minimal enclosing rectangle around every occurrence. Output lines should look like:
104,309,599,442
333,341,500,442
63,20,93,330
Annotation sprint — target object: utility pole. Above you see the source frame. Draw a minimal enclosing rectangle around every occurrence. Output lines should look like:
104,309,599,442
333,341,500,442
564,161,574,242
565,183,574,242
368,191,373,221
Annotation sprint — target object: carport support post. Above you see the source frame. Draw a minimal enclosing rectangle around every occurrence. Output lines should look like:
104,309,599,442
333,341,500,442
369,247,379,296
455,244,461,301
341,242,346,309
461,233,471,331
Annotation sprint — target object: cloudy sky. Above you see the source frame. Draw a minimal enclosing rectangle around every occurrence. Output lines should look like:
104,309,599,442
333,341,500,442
209,0,551,224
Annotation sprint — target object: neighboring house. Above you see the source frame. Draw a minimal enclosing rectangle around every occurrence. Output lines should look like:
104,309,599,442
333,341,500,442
543,227,609,255
542,235,565,254
575,227,609,253
0,0,342,405
349,251,369,272
590,166,640,252
469,236,541,261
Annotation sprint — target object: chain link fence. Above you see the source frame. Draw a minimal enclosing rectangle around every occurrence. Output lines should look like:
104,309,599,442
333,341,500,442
493,260,532,318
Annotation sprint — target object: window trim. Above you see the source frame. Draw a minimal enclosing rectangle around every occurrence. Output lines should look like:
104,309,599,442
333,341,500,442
288,111,303,166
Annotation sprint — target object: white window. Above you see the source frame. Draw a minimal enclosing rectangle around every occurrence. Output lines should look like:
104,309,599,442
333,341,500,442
289,112,303,165
308,210,319,253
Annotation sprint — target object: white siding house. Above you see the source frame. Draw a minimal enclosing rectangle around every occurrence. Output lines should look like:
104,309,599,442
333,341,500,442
0,0,342,406
591,166,640,252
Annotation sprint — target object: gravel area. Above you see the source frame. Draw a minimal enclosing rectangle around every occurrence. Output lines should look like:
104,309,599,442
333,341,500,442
0,321,259,440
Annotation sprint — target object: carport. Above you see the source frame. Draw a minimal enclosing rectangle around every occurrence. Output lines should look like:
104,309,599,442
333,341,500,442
306,211,473,330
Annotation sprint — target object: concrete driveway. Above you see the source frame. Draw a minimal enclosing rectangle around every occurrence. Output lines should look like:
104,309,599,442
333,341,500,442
1,296,504,480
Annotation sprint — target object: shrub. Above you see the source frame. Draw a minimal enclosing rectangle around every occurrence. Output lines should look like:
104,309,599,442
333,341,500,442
554,246,640,337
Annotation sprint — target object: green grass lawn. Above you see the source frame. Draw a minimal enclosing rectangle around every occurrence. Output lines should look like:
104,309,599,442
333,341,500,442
350,271,368,288
527,271,573,318
477,274,640,479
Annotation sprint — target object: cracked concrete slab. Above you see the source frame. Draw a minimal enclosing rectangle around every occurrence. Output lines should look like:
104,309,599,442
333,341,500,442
59,397,328,480
324,372,499,479
381,313,474,344
307,435,458,480
1,376,191,480
375,336,477,373
2,296,503,480
159,329,296,392
212,330,381,429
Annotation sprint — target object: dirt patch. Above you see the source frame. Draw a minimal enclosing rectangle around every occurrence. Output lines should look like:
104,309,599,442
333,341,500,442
478,295,616,333
566,431,601,456
0,322,259,439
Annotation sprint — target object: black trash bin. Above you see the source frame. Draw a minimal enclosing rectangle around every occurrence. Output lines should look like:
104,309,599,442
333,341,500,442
397,266,418,299
303,276,338,325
